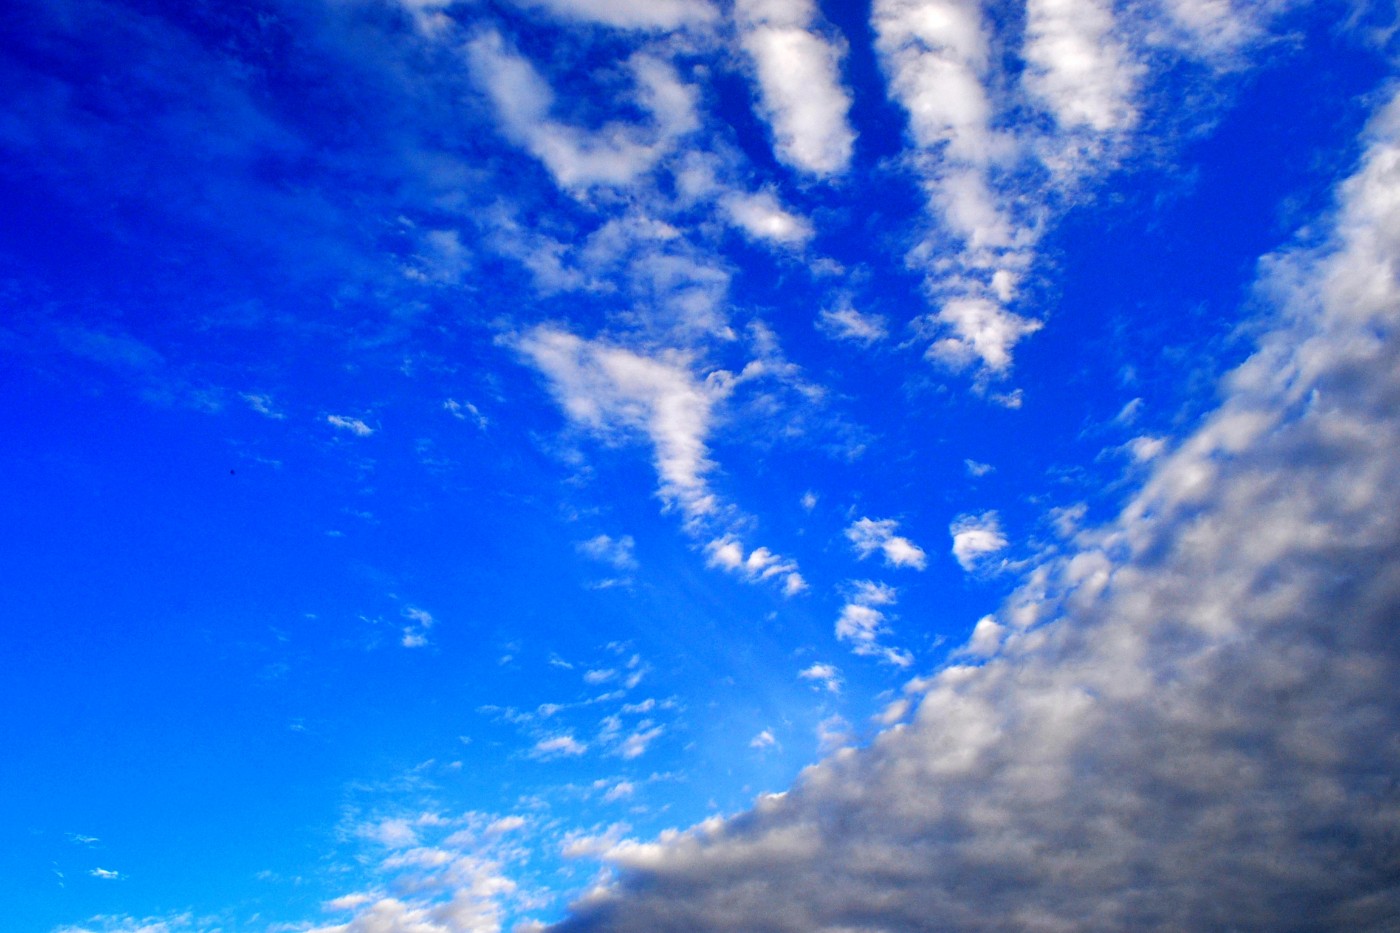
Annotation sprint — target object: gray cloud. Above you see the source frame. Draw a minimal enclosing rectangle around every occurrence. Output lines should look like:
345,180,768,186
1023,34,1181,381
545,86,1400,933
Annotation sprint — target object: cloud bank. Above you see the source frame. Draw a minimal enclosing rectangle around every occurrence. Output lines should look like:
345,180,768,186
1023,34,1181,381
544,84,1400,933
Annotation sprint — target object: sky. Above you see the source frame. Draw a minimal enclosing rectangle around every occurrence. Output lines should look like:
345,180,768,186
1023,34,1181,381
2,0,1399,930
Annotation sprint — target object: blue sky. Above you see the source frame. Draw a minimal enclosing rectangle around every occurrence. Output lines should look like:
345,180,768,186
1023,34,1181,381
3,0,1399,930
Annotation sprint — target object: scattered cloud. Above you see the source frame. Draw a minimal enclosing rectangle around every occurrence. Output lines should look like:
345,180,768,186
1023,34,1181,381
327,414,374,437
748,729,777,749
401,607,435,648
963,458,994,477
835,580,910,666
845,517,927,570
530,735,588,759
948,510,1008,571
443,398,488,430
720,190,814,247
577,534,638,571
797,662,842,693
705,536,806,594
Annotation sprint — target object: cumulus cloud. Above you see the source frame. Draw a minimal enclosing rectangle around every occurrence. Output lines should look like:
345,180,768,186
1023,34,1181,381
948,510,1008,571
705,536,807,595
924,296,1043,374
734,0,856,176
541,85,1400,933
845,517,927,569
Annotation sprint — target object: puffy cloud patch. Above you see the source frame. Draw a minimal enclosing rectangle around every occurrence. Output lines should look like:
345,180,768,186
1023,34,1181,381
834,580,910,666
797,662,842,693
948,510,1008,572
845,517,927,569
706,536,807,595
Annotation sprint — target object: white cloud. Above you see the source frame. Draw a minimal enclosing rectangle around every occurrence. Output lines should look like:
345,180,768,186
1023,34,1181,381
1021,0,1141,134
537,82,1400,933
834,580,910,666
443,398,488,429
720,190,814,246
393,0,455,35
485,816,527,835
845,517,927,570
505,0,718,30
960,613,1005,657
963,458,994,477
54,915,215,933
515,326,723,523
749,729,777,749
577,534,638,570
466,34,698,192
816,306,888,345
705,536,806,595
815,714,852,752
602,780,636,803
948,510,1008,571
401,607,435,648
530,734,588,759
88,868,122,880
798,662,842,693
734,0,856,176
327,414,374,437
616,723,665,759
240,393,284,419
924,296,1043,374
